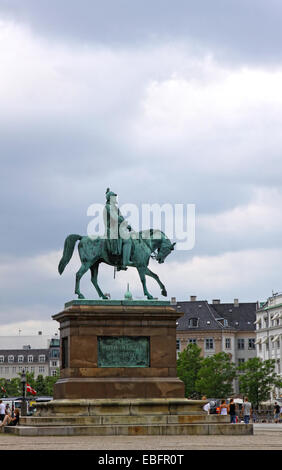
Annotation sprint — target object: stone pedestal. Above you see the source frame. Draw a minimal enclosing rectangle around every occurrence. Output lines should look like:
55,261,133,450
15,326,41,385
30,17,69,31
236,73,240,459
3,300,253,436
52,300,185,400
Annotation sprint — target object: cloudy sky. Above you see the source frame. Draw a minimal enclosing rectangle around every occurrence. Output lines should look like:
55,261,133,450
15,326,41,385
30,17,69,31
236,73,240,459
0,0,282,335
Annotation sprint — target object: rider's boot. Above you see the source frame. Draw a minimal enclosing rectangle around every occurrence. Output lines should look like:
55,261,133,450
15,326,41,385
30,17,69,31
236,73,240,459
122,243,134,268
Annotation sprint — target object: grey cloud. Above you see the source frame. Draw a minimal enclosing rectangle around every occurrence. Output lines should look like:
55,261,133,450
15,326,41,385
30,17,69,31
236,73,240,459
0,0,281,63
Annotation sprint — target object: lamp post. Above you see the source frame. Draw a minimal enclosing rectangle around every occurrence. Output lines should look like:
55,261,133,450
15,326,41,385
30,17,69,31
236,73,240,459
20,370,27,416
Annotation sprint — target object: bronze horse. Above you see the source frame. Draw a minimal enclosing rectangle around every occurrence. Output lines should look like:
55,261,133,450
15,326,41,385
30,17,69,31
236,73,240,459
58,229,175,300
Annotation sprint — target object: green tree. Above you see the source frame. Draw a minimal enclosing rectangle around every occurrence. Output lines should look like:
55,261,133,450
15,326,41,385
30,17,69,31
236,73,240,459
5,377,21,396
177,343,203,398
238,357,282,409
35,375,46,395
44,374,59,396
195,352,237,398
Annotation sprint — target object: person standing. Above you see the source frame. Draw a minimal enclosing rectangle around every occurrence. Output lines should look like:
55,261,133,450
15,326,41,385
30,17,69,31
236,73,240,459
228,398,237,424
274,402,280,423
0,400,5,423
242,397,252,424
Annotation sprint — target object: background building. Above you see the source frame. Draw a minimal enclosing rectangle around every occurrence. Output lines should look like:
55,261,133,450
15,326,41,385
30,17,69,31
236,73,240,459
174,296,258,393
0,332,60,380
256,292,282,400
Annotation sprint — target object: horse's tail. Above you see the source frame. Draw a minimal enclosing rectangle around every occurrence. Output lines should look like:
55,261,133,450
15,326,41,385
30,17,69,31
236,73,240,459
58,234,82,275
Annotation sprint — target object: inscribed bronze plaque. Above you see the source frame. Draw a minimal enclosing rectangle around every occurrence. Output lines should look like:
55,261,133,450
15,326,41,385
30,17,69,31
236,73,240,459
98,336,150,367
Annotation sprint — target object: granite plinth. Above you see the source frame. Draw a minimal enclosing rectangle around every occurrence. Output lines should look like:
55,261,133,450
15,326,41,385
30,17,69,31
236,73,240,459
52,300,185,400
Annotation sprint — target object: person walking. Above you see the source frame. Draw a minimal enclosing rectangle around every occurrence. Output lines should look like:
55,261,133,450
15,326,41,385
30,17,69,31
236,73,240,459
274,402,280,423
0,400,5,423
242,397,252,424
228,398,237,424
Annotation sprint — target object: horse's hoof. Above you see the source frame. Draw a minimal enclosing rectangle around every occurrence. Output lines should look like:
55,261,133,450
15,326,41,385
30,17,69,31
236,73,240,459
101,295,108,300
78,294,85,299
161,289,167,297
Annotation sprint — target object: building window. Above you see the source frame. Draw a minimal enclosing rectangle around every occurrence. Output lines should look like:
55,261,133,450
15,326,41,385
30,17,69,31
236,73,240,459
51,349,60,358
188,338,197,345
188,318,199,328
51,370,58,377
176,339,181,351
39,366,45,373
205,338,214,350
237,339,245,350
225,338,231,349
8,356,14,363
248,338,255,350
18,355,24,363
28,355,33,363
0,356,4,363
277,360,281,374
52,361,58,367
39,355,46,363
238,358,245,365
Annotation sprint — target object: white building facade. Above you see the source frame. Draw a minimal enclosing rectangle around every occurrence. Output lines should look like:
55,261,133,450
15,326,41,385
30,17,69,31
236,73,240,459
0,333,60,380
255,293,282,400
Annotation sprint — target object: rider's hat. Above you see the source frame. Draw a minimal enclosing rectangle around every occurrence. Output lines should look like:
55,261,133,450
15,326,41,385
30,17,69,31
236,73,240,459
106,188,117,201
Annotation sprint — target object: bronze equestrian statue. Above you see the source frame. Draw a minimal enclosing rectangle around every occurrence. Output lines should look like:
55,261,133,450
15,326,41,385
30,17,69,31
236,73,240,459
58,189,176,300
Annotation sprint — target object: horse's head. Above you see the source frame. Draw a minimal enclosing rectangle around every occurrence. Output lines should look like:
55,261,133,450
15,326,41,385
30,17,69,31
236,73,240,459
156,239,176,264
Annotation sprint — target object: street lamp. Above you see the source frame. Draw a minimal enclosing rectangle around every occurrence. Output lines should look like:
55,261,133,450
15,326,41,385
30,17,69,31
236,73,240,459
20,370,27,416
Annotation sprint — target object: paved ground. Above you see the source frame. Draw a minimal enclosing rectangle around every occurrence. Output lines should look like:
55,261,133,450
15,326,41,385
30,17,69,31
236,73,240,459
0,424,282,451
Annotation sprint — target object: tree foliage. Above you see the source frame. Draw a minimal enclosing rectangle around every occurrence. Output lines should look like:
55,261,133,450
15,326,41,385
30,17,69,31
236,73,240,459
195,352,237,398
238,357,282,408
0,371,59,398
177,343,203,398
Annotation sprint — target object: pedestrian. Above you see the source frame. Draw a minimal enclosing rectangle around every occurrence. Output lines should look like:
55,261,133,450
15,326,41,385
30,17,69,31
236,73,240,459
274,402,280,423
203,401,210,415
0,400,5,423
228,398,236,424
242,397,252,424
219,399,228,416
0,408,20,427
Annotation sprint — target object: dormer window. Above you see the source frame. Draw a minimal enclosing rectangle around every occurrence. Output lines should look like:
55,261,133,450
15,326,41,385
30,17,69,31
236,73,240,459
188,318,199,328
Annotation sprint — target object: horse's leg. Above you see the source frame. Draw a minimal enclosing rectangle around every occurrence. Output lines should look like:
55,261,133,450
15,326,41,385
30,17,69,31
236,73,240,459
144,267,167,297
75,261,92,299
90,262,108,299
137,267,154,300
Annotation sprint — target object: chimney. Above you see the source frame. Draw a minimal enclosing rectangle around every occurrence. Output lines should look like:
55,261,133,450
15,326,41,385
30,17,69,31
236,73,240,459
234,298,239,307
212,299,220,304
190,296,197,302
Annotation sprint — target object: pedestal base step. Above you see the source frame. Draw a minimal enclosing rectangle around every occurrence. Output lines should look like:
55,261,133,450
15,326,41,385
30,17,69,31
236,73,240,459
4,422,253,436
